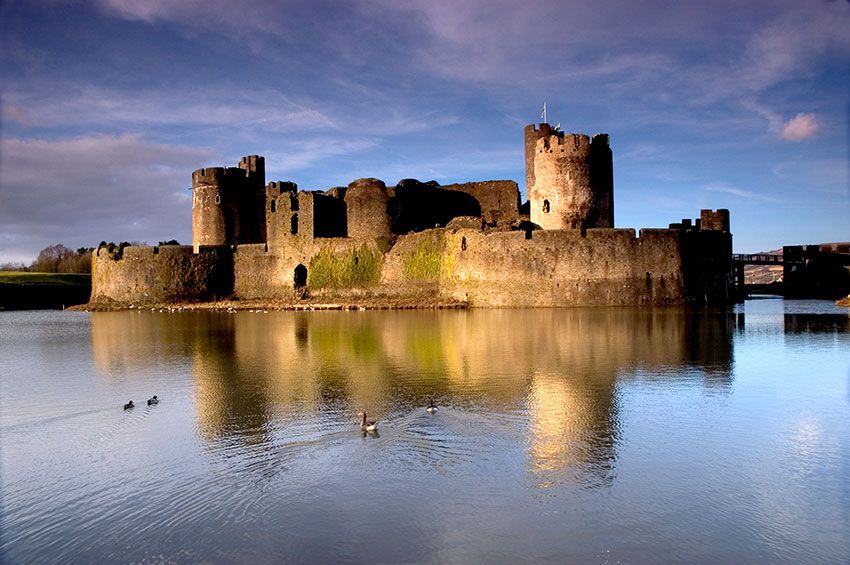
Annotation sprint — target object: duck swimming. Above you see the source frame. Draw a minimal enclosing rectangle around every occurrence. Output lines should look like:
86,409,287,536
358,412,378,432
123,400,134,410
147,395,159,405
426,399,437,413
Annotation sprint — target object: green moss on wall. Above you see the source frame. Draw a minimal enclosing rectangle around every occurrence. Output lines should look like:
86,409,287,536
402,236,444,282
308,245,382,289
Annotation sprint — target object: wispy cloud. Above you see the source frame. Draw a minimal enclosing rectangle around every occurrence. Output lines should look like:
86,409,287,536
703,182,784,203
3,85,337,132
781,113,819,141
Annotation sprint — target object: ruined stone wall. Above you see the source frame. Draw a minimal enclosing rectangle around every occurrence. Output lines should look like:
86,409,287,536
440,180,520,228
233,238,387,300
438,228,686,307
266,181,298,245
91,245,232,304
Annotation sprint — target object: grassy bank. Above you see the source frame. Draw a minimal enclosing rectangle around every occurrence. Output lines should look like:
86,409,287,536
0,272,92,310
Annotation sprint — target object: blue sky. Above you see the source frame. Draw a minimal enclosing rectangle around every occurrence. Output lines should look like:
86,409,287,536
1,0,848,262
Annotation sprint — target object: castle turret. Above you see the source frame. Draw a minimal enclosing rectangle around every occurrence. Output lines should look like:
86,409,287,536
525,124,614,230
345,178,391,239
192,167,232,252
238,155,266,243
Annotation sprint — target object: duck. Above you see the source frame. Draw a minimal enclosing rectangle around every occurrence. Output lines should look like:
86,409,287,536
358,412,378,432
123,400,134,410
426,399,438,413
147,395,159,406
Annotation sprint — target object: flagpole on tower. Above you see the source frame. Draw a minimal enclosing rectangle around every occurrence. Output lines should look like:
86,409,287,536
542,102,547,124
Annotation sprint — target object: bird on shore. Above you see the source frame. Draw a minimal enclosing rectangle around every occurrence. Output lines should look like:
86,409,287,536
358,412,378,432
147,395,159,405
123,400,134,410
426,399,438,413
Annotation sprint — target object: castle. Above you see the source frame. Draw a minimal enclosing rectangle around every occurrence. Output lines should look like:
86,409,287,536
90,123,734,307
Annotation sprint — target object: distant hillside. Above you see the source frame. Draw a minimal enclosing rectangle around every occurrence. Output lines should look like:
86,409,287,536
0,272,91,310
743,242,850,285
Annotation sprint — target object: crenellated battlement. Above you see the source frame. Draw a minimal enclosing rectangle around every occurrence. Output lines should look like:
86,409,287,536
192,167,227,185
267,181,297,196
239,155,265,174
538,133,591,153
700,209,730,232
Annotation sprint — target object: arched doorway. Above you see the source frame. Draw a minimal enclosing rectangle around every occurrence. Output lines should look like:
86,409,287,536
294,264,307,289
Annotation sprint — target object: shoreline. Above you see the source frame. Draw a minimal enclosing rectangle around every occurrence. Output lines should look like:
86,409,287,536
69,296,469,312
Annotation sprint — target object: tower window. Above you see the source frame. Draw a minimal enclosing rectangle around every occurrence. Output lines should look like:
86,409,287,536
543,199,550,213
461,237,467,251
214,194,221,205
291,213,299,235
270,199,277,213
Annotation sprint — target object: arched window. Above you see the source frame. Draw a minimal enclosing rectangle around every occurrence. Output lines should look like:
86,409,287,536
270,199,277,213
291,213,299,235
461,237,467,251
543,199,550,213
214,193,221,205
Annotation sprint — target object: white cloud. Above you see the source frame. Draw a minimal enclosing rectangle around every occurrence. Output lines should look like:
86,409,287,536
781,113,819,141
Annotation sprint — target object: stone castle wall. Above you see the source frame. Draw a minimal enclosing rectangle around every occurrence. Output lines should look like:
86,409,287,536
439,228,685,306
91,245,232,304
90,224,730,307
440,181,520,228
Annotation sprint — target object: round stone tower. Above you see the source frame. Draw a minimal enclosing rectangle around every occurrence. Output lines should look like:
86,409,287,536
192,167,244,251
192,167,228,251
525,124,613,230
345,178,391,239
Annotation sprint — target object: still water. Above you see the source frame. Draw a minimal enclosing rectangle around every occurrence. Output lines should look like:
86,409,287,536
1,300,848,563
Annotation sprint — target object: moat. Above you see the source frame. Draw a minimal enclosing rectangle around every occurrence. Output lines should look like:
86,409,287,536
2,300,849,563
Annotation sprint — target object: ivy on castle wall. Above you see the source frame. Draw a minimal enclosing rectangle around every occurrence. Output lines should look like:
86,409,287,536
308,245,382,289
401,235,444,282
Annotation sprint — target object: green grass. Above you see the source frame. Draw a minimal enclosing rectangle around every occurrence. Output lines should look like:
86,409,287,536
308,245,382,289
402,236,444,282
0,272,91,285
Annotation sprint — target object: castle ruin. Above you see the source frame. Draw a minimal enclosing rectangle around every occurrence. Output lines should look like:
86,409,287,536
90,123,733,307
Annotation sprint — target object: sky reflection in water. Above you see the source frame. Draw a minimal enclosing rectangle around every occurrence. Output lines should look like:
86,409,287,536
1,300,848,563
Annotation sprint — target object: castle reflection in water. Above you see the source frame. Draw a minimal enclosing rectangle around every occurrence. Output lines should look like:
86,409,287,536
91,308,737,487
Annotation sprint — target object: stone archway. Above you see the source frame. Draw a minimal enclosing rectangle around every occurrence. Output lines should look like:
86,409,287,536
294,264,307,288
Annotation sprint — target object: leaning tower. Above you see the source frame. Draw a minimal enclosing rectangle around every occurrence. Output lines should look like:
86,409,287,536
524,124,613,230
